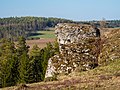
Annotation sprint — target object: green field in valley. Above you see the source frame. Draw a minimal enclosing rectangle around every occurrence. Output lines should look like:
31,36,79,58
28,30,56,39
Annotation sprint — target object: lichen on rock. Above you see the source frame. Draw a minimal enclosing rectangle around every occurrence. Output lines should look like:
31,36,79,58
45,23,101,78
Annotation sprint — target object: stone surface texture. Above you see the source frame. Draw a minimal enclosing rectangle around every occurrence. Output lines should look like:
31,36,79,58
45,23,101,78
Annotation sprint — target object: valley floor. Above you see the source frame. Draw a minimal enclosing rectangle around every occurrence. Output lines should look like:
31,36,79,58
26,38,55,49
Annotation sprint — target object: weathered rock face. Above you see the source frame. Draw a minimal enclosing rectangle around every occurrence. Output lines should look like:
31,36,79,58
55,23,97,52
45,23,101,78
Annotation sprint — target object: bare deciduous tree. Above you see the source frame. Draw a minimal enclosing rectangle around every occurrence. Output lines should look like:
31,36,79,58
99,18,106,29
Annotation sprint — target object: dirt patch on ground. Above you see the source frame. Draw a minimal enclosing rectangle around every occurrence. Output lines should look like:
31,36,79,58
26,38,55,49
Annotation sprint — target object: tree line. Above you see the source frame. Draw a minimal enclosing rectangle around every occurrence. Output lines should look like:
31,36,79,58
0,17,73,40
0,17,73,30
77,20,120,28
0,37,59,88
0,16,119,40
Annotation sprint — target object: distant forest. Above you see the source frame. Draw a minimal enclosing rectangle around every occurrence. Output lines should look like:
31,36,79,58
0,16,120,40
0,17,73,40
78,20,120,28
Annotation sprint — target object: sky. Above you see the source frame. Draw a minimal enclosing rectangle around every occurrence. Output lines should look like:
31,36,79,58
0,0,120,21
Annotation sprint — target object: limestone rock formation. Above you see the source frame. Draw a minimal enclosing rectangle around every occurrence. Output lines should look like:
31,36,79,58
45,23,101,78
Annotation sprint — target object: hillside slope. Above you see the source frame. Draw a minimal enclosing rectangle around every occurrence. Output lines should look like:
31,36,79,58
3,59,120,90
2,28,120,90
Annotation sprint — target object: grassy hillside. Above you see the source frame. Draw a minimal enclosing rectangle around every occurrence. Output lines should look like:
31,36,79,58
2,59,120,90
2,28,120,90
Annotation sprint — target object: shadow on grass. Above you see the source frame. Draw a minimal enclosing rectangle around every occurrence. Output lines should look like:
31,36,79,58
28,33,44,36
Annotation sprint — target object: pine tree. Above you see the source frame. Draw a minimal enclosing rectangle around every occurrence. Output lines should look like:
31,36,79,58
0,39,18,87
28,45,43,83
53,40,59,55
42,42,55,77
16,37,29,83
0,38,60,87
16,37,29,56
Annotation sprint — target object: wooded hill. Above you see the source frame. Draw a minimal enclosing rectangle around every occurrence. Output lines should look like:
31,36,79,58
77,20,120,28
0,17,73,40
0,16,120,41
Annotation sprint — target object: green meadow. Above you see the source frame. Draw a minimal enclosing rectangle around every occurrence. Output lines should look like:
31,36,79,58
28,30,56,39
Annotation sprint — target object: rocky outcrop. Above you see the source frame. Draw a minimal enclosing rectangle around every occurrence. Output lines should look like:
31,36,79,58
55,23,99,52
45,23,101,78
